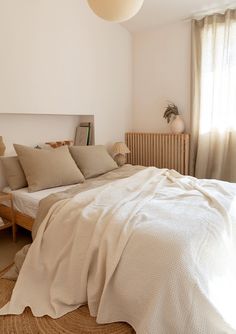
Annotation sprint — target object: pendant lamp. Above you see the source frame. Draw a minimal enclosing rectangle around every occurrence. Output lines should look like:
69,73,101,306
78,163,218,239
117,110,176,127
87,0,144,23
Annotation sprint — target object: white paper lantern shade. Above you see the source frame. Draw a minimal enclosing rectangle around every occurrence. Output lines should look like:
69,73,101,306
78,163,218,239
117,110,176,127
87,0,144,23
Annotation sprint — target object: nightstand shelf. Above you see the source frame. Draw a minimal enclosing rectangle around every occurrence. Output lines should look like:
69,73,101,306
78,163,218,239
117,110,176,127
0,192,16,242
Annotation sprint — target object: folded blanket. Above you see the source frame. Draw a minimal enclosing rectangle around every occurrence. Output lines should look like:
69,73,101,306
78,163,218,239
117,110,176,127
1,167,236,334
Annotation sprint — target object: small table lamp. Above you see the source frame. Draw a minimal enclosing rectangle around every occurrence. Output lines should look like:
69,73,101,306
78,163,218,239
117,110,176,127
112,142,130,166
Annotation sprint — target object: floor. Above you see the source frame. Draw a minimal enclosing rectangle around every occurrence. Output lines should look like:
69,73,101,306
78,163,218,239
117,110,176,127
0,227,32,271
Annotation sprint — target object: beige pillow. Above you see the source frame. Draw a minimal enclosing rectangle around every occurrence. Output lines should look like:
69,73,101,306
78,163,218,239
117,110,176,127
1,156,28,190
14,144,85,192
69,145,118,179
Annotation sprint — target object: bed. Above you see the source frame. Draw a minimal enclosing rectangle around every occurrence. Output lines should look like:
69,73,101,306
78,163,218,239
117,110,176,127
0,144,236,334
0,184,78,232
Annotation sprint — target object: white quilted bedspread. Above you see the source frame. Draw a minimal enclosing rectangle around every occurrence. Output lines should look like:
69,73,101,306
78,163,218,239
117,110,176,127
1,167,236,333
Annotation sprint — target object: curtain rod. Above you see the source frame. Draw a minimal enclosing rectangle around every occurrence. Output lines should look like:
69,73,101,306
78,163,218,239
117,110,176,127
182,4,236,22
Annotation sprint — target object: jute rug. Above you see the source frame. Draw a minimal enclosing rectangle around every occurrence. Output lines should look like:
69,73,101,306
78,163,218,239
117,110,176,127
0,269,135,334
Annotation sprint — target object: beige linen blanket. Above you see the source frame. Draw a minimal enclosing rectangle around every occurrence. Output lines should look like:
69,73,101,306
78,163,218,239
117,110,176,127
3,165,145,279
1,166,236,333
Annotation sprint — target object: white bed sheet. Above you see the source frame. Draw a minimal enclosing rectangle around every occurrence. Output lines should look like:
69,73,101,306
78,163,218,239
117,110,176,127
3,185,77,218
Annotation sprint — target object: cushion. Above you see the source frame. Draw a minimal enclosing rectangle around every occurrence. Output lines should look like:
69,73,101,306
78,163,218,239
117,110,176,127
69,145,118,179
1,156,28,190
14,144,85,192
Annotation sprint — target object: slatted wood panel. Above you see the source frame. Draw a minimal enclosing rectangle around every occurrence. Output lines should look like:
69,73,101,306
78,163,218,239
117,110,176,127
125,133,190,175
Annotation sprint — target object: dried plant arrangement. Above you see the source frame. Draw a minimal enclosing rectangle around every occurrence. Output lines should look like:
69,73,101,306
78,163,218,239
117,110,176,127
163,103,179,123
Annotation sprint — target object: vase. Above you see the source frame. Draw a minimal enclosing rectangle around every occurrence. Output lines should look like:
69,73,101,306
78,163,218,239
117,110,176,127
170,115,185,134
0,136,6,156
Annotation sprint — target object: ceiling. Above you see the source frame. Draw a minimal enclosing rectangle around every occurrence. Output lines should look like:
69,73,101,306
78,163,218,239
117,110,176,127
122,0,236,32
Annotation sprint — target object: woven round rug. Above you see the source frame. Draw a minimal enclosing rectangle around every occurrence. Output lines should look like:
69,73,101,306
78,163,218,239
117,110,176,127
0,278,135,334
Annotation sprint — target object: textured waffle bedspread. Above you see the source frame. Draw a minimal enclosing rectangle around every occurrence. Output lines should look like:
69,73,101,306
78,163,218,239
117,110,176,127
1,167,236,333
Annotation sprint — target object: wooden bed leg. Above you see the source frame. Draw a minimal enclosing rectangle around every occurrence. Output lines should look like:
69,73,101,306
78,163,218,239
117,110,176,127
10,196,16,242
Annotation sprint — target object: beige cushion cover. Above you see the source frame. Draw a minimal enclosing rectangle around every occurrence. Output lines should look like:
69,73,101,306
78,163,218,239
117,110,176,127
1,156,28,190
69,145,118,179
14,144,84,192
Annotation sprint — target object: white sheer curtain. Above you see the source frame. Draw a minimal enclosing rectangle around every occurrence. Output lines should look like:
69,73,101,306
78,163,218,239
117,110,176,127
191,10,236,182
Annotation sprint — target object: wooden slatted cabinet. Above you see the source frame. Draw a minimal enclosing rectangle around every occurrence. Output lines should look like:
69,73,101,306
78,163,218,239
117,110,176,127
125,133,190,175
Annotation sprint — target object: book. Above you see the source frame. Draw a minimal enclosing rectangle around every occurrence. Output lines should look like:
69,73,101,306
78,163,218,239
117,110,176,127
74,122,91,146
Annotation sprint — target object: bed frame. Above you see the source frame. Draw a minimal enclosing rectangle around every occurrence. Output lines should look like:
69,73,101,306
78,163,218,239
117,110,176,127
0,203,34,232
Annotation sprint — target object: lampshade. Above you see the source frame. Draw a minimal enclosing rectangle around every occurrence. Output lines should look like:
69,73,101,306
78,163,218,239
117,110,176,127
112,142,130,157
87,0,144,23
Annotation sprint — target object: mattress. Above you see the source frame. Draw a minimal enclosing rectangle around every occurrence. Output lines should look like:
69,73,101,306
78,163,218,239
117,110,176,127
2,165,145,220
3,185,77,218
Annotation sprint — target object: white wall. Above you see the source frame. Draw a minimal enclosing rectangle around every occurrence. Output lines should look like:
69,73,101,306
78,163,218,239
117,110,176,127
133,21,191,133
0,0,132,146
0,114,81,155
